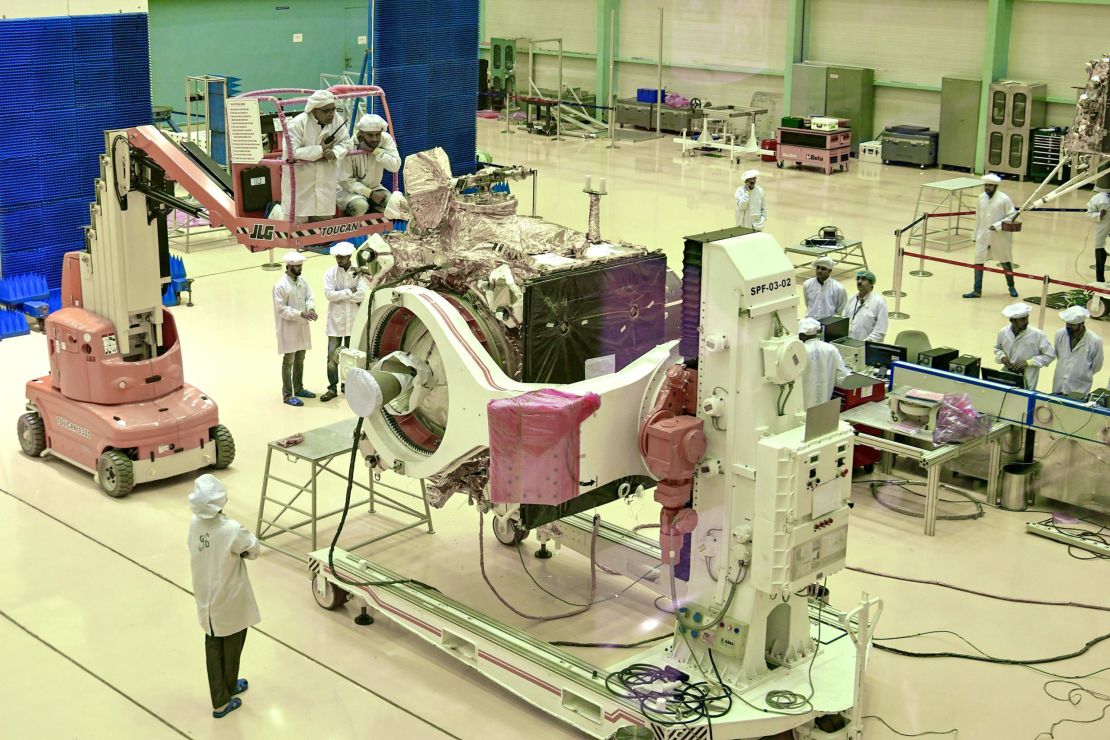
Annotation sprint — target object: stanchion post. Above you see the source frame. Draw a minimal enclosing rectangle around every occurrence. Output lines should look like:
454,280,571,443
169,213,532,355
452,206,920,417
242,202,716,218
909,214,933,278
530,169,540,219
261,246,281,271
883,230,907,298
605,8,620,150
1037,275,1050,331
501,90,514,135
889,232,909,319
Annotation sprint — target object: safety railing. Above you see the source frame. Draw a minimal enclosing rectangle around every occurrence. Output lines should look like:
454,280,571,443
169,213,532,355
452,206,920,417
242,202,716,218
886,208,1109,326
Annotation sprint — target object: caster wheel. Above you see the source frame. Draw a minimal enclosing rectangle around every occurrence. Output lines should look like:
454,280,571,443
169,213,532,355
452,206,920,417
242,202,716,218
492,514,529,546
312,573,348,610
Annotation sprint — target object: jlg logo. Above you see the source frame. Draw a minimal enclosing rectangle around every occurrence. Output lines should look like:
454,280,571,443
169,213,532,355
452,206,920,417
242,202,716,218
250,224,275,240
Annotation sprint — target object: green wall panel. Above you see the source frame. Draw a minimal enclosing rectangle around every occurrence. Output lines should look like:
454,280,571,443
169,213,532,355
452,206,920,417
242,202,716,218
149,0,367,113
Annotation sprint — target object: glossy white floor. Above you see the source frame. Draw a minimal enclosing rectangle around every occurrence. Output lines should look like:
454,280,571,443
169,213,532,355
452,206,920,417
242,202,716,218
2,118,1109,740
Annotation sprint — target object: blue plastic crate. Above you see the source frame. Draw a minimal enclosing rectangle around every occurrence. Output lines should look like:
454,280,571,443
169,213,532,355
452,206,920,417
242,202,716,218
637,88,666,103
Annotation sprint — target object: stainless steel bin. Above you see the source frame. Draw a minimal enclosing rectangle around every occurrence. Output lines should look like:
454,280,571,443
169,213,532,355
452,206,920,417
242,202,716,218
1001,462,1039,511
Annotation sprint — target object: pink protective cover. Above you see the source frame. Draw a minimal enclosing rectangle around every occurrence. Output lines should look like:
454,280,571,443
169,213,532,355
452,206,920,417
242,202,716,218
488,389,601,505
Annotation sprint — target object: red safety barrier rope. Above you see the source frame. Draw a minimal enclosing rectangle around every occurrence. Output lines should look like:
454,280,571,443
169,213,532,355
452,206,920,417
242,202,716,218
924,210,975,218
901,250,1110,296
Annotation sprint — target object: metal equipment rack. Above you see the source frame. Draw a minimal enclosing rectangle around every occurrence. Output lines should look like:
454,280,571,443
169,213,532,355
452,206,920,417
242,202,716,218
256,418,434,561
785,238,867,279
907,177,982,252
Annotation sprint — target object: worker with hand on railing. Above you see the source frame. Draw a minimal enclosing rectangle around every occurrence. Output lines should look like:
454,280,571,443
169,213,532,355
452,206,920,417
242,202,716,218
337,114,402,217
964,174,1018,299
994,303,1055,390
274,89,351,223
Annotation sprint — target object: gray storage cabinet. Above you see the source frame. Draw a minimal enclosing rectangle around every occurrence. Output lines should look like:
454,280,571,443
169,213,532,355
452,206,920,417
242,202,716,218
939,76,981,170
790,63,874,154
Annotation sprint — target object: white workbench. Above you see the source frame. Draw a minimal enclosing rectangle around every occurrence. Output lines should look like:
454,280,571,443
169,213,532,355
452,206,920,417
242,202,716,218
840,399,1013,536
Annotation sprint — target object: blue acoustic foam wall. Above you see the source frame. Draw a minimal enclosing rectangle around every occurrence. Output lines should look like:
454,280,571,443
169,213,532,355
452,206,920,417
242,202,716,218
372,0,478,192
0,13,153,287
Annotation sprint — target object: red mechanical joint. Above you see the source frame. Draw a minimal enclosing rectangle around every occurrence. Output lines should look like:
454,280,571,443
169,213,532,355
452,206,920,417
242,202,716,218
658,505,698,564
642,415,707,480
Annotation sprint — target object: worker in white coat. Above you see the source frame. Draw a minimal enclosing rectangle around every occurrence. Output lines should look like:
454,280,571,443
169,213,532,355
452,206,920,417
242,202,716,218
322,241,367,402
273,89,351,222
273,251,317,406
1087,186,1110,282
187,474,261,719
799,318,849,409
803,256,847,320
843,270,889,342
337,114,402,216
964,173,1019,299
734,169,767,230
994,303,1055,390
1052,305,1104,397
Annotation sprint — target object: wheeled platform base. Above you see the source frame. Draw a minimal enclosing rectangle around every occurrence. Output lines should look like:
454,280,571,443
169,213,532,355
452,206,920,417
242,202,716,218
308,546,877,739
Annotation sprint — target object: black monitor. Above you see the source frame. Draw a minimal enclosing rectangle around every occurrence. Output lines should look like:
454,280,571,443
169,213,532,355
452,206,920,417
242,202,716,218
820,315,849,343
981,367,1025,389
864,341,908,369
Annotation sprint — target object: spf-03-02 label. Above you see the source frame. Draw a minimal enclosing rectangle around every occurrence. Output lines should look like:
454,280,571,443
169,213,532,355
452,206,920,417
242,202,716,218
750,277,792,296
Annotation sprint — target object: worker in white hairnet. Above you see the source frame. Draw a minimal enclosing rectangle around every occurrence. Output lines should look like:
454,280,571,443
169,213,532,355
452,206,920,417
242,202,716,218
994,303,1054,390
964,173,1019,299
1087,186,1110,282
1052,305,1104,396
187,474,261,719
799,317,848,409
803,256,847,320
272,89,351,222
734,169,767,230
337,114,403,217
321,241,366,402
274,251,317,406
843,270,889,342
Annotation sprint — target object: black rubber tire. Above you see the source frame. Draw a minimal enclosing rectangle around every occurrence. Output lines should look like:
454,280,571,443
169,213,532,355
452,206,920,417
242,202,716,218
17,412,46,457
97,450,135,498
211,424,235,469
492,514,529,546
312,574,347,610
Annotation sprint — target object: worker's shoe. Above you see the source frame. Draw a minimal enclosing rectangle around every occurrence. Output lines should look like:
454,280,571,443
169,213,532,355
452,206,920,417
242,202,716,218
232,679,249,696
320,390,338,402
962,291,981,299
294,389,316,399
284,396,304,407
212,697,242,719
1008,287,1019,298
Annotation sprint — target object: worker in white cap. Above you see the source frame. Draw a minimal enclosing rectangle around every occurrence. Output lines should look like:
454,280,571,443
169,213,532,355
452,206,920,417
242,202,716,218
799,317,848,409
803,256,847,320
273,89,351,222
734,169,767,231
273,250,317,406
1086,185,1110,282
964,173,1019,299
187,474,261,719
337,113,402,217
321,241,367,402
1052,305,1104,396
993,302,1054,390
843,270,889,342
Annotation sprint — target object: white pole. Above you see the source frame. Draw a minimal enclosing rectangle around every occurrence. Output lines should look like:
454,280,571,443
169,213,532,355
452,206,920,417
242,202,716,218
606,8,620,150
890,232,909,319
556,39,563,140
1037,275,1050,331
655,7,663,135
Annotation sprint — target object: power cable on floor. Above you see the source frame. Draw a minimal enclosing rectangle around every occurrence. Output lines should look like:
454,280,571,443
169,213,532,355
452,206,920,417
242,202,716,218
1035,680,1110,739
863,714,958,737
845,565,1110,613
